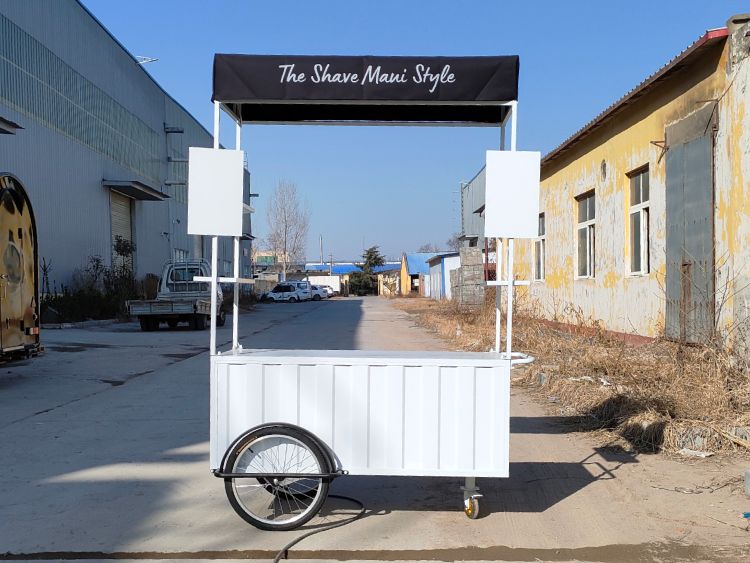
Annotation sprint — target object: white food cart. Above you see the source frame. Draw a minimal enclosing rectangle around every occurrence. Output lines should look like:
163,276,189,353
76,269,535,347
190,54,540,531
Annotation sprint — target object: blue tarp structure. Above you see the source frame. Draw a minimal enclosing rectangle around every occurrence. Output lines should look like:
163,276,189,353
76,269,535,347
404,253,438,275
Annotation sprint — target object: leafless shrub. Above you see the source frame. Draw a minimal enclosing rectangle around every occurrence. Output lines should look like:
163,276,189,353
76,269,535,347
395,293,750,454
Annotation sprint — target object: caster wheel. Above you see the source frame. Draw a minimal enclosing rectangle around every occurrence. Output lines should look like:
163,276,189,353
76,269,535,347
464,497,479,519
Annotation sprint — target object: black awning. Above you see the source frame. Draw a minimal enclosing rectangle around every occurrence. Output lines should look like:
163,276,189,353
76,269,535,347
0,115,22,134
213,55,518,125
103,180,168,201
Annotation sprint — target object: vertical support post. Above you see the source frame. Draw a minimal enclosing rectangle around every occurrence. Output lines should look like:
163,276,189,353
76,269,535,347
494,237,502,352
209,100,220,356
232,119,242,351
506,101,518,357
506,238,515,356
213,101,220,149
232,237,240,350
210,236,218,356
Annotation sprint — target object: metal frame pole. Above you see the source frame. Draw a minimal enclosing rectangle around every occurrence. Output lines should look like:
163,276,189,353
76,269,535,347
506,101,518,357
509,101,518,151
209,101,220,356
210,237,218,356
506,238,514,356
232,119,241,350
494,236,501,352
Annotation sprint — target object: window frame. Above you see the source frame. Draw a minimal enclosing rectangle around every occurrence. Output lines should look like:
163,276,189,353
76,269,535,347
575,191,596,279
628,166,650,276
173,248,188,262
533,212,546,282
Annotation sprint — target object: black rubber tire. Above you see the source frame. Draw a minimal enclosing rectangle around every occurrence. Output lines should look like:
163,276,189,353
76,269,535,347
313,294,321,301
217,310,226,327
223,426,331,531
289,297,297,303
192,314,206,330
139,317,156,332
167,319,179,329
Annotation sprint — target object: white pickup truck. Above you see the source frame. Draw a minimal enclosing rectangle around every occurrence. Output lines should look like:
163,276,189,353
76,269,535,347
127,260,225,331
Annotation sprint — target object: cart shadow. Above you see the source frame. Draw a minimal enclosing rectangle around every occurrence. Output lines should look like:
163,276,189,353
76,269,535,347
325,445,638,519
510,414,585,434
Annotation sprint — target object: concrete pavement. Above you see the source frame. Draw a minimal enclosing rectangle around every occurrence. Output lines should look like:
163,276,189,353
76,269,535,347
1,297,748,561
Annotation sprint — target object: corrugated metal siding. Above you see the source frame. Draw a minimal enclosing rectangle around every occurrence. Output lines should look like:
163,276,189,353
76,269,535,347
429,262,442,299
0,11,161,183
461,167,485,243
0,1,244,283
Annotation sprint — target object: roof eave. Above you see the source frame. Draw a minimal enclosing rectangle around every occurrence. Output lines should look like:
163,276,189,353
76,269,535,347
541,28,729,169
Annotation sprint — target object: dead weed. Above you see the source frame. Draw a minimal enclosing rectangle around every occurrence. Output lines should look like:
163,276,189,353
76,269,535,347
393,292,750,454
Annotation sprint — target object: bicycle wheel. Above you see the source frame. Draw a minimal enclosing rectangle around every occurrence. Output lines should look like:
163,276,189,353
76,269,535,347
223,426,331,531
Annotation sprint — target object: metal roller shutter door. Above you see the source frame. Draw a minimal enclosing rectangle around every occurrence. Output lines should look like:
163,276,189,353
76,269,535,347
110,192,132,245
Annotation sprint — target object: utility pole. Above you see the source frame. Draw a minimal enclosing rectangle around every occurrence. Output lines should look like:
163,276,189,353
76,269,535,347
329,253,333,276
319,234,323,265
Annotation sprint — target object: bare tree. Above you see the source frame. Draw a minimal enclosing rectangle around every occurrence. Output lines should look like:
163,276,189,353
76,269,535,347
265,181,310,278
446,232,461,251
418,243,440,253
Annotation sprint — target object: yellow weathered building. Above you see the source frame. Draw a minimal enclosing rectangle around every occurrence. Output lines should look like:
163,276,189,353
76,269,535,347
510,16,750,344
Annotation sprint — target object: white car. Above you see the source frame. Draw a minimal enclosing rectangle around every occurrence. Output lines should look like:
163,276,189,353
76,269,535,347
322,285,335,298
285,280,312,301
310,285,328,301
263,283,305,303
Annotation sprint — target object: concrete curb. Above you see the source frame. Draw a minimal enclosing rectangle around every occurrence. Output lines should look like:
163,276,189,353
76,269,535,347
41,319,125,330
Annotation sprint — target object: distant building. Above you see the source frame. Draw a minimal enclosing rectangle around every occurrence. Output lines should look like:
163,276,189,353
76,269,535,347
0,0,252,286
462,16,750,344
377,267,401,297
399,253,438,295
427,252,461,300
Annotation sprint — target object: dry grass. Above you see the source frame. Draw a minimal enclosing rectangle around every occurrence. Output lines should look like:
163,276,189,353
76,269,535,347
394,292,750,454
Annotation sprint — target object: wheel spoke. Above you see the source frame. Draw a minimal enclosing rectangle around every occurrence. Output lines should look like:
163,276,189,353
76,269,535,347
227,432,328,529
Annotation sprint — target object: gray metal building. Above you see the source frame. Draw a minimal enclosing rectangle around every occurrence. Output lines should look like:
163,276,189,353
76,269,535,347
0,0,252,289
460,167,485,248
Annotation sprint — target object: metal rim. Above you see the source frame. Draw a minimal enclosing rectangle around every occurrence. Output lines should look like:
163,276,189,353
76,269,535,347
230,434,325,526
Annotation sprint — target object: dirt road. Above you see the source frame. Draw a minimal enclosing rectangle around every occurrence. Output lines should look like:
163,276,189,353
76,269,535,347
0,297,748,561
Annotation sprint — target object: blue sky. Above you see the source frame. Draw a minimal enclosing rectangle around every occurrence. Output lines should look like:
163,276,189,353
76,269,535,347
84,1,745,262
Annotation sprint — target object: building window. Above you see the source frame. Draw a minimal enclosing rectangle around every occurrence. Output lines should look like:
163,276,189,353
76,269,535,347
534,213,545,281
629,167,650,274
576,190,595,278
173,248,188,262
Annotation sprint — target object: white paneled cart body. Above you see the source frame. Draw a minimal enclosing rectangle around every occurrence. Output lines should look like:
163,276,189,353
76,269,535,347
211,350,510,477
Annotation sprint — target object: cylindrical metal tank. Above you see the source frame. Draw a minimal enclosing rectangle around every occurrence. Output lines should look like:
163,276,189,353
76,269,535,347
0,173,40,359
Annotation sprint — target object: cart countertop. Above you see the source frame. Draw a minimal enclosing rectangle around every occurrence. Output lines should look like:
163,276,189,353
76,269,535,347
213,348,511,367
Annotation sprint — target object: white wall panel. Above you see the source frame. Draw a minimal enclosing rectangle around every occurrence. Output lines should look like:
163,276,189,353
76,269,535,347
438,366,476,471
298,364,334,446
368,365,405,470
264,363,299,424
332,364,369,468
211,351,510,477
403,365,439,470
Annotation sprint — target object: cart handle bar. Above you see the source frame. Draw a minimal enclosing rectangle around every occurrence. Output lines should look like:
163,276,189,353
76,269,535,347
510,352,535,366
213,469,347,479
